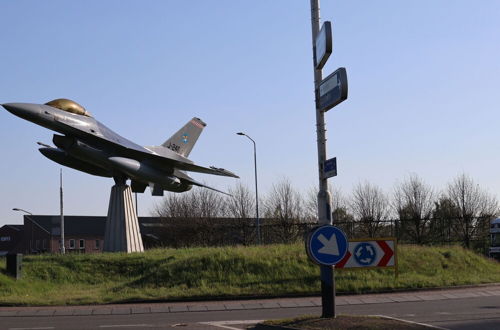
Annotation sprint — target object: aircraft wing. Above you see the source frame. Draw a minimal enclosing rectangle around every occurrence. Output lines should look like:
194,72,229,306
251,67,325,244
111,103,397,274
73,123,239,178
173,163,239,178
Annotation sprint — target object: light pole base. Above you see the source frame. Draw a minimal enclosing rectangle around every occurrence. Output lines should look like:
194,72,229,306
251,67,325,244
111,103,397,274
103,184,144,253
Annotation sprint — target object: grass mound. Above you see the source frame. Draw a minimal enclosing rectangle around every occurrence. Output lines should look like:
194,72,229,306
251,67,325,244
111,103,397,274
0,244,498,306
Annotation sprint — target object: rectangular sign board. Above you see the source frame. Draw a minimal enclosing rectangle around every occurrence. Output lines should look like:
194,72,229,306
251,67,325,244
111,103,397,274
324,157,337,178
335,238,397,270
315,21,332,70
317,67,348,112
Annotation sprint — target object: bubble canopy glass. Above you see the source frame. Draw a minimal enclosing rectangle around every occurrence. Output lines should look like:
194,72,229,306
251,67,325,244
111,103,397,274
45,98,92,117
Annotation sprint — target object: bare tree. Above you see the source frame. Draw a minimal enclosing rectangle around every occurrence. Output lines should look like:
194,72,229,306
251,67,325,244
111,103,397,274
304,186,319,222
153,188,227,218
226,183,256,245
431,196,461,243
226,183,255,218
264,178,305,242
445,173,498,248
350,181,389,237
151,187,228,246
393,174,435,243
305,184,349,221
195,188,227,218
152,192,193,218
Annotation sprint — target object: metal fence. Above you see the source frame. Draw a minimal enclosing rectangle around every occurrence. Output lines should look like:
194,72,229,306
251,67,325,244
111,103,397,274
146,217,492,254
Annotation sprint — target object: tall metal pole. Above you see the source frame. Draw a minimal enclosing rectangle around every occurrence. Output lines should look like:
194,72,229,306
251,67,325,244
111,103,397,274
236,132,261,244
60,169,65,254
310,0,335,318
252,138,260,245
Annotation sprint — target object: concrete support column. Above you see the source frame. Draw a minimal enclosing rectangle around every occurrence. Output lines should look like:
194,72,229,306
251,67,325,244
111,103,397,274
103,184,144,253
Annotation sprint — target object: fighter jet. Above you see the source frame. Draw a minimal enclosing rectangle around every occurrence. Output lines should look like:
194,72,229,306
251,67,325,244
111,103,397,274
2,99,238,195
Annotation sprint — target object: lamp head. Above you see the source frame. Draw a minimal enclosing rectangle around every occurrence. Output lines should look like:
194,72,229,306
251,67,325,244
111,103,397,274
236,132,245,136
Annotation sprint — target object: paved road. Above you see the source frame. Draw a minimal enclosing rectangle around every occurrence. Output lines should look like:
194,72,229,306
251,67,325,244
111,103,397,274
0,284,499,330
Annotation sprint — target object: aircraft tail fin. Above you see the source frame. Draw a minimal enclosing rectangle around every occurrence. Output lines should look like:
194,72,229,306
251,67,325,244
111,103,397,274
161,117,206,157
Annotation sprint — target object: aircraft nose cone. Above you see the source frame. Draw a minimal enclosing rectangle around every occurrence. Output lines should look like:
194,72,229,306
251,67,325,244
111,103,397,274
2,103,41,119
2,103,21,114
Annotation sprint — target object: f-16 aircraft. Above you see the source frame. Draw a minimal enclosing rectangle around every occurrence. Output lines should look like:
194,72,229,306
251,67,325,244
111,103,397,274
2,99,238,195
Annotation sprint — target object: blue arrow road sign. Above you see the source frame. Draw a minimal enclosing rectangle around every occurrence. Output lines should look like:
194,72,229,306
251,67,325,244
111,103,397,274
306,225,348,265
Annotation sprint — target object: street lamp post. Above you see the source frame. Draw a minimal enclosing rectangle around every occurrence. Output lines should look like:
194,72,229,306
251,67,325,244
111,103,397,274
236,132,261,244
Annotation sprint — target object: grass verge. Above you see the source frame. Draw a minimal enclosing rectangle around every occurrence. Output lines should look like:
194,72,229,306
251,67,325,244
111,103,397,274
0,244,499,306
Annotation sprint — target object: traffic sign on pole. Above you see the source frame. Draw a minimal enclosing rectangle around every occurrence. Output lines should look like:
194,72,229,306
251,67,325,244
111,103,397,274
306,225,349,266
317,67,348,112
335,238,397,269
314,21,332,70
324,157,337,179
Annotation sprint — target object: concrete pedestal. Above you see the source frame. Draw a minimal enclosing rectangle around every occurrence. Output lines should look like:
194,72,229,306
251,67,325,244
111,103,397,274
103,184,144,253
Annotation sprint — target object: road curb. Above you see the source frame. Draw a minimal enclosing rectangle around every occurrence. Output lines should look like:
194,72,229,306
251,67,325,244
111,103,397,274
0,283,499,318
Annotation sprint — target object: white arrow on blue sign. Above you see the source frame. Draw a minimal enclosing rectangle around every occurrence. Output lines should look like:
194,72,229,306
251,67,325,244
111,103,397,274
306,225,348,265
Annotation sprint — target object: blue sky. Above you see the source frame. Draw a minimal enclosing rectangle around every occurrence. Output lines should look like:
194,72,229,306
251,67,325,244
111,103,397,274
1,1,500,226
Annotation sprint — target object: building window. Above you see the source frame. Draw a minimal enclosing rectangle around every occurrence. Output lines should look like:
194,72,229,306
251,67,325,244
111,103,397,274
42,239,46,249
36,240,40,249
95,240,100,249
79,239,85,249
0,236,10,242
69,239,75,249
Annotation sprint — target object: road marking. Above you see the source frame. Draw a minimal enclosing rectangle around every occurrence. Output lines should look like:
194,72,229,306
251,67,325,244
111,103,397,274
372,315,448,330
99,325,153,328
9,328,55,330
199,320,264,330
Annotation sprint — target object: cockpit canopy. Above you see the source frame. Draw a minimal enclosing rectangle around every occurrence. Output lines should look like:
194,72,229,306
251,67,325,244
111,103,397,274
45,98,92,117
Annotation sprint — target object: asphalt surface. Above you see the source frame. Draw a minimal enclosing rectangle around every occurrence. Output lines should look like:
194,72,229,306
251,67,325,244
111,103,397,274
0,284,499,330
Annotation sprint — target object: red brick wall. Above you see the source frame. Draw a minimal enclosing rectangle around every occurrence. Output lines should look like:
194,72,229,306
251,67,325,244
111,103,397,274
20,220,51,254
51,236,104,254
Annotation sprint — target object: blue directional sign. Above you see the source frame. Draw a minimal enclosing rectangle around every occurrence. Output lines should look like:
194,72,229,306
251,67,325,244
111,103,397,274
317,67,348,112
306,225,348,266
353,242,377,266
324,157,337,179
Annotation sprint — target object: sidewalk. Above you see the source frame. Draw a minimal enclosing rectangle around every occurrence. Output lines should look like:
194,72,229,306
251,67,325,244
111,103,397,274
1,284,499,317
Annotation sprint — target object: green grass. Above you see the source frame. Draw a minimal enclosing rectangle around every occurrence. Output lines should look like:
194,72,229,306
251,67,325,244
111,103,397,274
0,244,499,306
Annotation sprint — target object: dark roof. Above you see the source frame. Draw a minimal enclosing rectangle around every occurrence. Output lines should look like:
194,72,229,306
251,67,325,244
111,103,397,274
28,216,106,236
5,225,24,231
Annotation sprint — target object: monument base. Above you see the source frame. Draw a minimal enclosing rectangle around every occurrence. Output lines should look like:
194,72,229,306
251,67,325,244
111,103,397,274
103,184,144,253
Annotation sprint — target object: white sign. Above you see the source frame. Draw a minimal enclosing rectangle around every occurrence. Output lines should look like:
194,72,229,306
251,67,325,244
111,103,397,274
335,238,396,269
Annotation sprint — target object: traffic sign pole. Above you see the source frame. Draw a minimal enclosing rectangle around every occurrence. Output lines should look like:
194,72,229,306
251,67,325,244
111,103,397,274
321,265,334,316
310,0,335,318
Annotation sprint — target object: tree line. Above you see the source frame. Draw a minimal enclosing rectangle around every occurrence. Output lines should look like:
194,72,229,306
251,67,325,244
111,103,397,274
152,173,498,249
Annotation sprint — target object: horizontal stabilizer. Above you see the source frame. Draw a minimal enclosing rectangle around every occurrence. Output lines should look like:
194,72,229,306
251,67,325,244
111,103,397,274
180,175,231,196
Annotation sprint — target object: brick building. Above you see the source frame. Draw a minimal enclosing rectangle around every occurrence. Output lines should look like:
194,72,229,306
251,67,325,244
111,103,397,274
3,215,161,254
